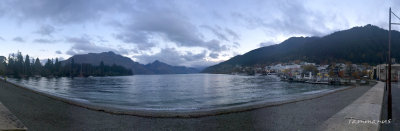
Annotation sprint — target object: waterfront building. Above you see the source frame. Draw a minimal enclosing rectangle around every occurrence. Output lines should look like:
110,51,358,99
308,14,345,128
375,64,400,81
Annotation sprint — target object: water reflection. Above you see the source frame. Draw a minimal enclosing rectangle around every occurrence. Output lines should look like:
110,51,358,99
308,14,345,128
8,74,345,111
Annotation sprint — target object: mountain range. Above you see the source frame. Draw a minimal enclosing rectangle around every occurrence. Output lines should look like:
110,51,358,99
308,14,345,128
61,51,200,74
202,24,399,74
56,24,400,74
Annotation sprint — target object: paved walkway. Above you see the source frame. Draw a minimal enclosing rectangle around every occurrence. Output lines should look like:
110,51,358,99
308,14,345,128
0,80,374,131
0,101,27,130
319,82,384,131
381,82,400,130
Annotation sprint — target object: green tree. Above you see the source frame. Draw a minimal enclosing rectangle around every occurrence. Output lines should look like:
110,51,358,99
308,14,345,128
99,61,105,76
345,62,353,78
16,52,24,76
43,59,53,76
24,55,31,76
0,56,6,76
33,58,42,76
54,58,62,76
302,65,318,75
7,54,15,75
2,51,133,77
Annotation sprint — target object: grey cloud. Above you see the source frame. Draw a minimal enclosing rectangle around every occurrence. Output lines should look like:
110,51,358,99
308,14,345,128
33,38,58,44
231,0,329,36
1,0,130,24
96,36,108,43
55,50,62,54
35,25,56,36
114,4,228,52
0,36,4,41
136,48,210,67
209,52,219,59
66,35,128,55
201,25,240,42
270,1,328,36
232,42,240,48
66,35,91,44
225,28,240,40
259,41,275,47
114,32,156,50
199,27,238,50
211,10,225,21
204,40,228,52
0,0,329,38
201,25,229,41
183,51,207,61
0,4,4,17
13,37,25,42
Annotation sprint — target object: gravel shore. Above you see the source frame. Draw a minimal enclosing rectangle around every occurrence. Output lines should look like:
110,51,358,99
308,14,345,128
0,80,374,131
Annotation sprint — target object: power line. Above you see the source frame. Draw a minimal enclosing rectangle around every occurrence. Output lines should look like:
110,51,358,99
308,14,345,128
391,11,400,21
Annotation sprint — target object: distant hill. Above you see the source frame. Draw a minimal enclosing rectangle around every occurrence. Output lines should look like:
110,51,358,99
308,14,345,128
62,52,200,74
145,60,199,74
203,24,399,74
62,51,152,74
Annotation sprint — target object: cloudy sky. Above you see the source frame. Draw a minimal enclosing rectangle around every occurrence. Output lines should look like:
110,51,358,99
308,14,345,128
0,0,399,67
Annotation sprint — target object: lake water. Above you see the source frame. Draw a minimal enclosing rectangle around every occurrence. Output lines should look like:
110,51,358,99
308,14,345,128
8,74,346,111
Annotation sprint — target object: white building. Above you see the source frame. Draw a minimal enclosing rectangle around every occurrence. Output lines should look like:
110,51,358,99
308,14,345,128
375,64,400,81
284,64,301,69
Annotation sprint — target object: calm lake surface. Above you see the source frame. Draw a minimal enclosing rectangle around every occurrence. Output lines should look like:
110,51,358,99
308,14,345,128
8,74,346,111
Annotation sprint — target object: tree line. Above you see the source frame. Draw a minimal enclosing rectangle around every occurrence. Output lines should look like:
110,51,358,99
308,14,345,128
0,52,133,78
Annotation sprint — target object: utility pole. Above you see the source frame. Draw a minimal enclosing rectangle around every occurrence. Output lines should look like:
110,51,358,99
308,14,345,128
388,7,392,120
387,7,400,119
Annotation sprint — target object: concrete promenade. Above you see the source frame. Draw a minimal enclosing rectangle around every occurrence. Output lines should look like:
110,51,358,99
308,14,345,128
381,82,400,130
319,81,384,131
0,101,27,130
0,79,377,130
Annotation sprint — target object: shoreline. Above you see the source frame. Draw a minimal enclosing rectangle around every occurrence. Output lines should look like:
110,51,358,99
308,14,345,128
0,78,373,118
0,78,376,130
